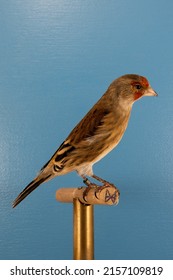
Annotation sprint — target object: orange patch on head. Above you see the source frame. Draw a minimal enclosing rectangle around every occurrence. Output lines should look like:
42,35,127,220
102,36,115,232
140,76,149,88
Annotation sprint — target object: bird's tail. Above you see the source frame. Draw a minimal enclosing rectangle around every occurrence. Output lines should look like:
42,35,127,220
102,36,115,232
12,174,51,208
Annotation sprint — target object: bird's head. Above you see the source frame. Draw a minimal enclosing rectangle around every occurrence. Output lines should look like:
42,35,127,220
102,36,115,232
109,74,157,109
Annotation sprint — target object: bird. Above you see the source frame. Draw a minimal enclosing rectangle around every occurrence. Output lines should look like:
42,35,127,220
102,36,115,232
12,74,157,207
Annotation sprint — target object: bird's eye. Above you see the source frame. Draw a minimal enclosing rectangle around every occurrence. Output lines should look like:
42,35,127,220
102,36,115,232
135,84,142,90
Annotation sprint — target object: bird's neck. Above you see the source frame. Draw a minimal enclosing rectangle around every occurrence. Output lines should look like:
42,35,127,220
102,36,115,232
118,97,134,112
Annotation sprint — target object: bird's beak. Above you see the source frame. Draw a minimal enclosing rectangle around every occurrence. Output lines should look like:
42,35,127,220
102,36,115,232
144,86,158,97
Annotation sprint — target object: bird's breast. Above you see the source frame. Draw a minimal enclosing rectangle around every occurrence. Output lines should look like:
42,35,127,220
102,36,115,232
90,110,131,163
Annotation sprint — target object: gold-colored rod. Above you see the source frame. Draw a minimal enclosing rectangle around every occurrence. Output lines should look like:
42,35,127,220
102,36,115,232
73,199,94,260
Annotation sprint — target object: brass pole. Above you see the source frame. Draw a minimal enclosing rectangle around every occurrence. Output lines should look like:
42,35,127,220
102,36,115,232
73,199,94,260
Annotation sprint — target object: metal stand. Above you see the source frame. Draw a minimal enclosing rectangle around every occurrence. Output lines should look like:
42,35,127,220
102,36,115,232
73,199,94,260
56,184,119,260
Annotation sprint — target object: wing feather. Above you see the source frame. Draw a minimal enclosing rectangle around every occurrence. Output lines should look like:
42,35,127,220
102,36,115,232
41,104,111,171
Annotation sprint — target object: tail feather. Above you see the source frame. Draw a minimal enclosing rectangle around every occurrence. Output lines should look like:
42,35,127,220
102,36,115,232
12,174,51,208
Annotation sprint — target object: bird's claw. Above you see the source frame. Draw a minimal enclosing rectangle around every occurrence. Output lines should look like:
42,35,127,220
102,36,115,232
82,183,97,202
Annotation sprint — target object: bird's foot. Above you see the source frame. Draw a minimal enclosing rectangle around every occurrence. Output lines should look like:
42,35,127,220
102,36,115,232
83,177,98,188
81,175,120,204
82,177,98,202
92,174,114,187
92,174,120,202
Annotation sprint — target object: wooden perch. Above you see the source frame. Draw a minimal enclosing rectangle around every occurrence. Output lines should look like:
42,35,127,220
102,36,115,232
56,183,120,259
56,184,120,205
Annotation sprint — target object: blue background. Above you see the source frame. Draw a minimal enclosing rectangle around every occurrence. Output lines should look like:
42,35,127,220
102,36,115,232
0,0,173,260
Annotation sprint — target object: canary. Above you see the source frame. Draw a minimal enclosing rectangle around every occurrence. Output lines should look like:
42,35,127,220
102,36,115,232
13,74,157,207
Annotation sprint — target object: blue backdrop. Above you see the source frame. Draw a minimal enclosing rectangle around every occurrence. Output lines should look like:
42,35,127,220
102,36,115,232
0,0,173,260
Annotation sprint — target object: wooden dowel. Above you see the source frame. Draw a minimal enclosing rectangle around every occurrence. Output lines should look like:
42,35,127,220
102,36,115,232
56,185,120,205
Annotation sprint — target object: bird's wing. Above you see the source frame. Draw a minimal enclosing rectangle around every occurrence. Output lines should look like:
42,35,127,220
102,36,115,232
40,107,111,170
67,106,111,144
